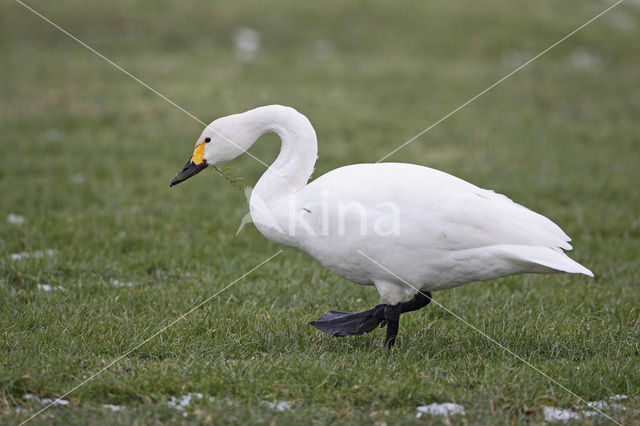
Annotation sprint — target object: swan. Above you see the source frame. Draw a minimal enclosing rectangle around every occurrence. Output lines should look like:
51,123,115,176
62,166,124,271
170,105,593,347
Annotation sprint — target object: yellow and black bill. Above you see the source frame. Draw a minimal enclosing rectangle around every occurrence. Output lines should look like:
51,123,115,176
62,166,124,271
169,143,208,187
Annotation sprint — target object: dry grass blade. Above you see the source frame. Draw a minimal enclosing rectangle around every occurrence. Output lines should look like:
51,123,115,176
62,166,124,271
212,166,243,190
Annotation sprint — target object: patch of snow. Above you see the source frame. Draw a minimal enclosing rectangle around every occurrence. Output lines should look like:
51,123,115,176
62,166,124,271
605,10,636,31
110,279,135,288
168,393,204,411
102,404,124,412
71,173,86,184
264,400,294,412
544,396,634,422
416,403,465,418
10,249,55,260
41,398,69,406
544,406,581,422
608,395,628,401
37,284,66,292
233,27,261,62
588,400,609,410
570,48,603,72
501,49,532,68
7,214,25,226
44,128,64,142
23,394,69,407
587,397,631,413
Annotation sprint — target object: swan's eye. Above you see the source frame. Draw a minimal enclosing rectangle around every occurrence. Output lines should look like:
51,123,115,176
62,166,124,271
204,137,211,143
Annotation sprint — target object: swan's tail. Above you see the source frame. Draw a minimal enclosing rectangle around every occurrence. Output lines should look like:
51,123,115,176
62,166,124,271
510,245,594,277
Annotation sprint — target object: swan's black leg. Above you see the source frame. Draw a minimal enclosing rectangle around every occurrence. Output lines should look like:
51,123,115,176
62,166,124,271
383,304,401,348
399,291,432,314
383,291,431,348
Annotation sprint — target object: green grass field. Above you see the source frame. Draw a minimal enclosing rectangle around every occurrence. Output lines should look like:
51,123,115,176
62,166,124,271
1,0,639,424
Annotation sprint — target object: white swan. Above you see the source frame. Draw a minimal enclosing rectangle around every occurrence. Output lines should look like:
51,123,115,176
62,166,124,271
170,105,593,347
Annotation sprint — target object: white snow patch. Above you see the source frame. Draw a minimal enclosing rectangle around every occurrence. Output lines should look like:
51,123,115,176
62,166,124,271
608,395,628,401
168,393,202,411
586,397,633,413
605,10,636,31
110,279,135,288
543,406,581,422
501,49,532,68
23,394,69,407
44,128,64,142
7,214,25,226
233,27,261,62
570,48,603,72
416,403,465,418
544,395,634,422
168,393,214,416
71,173,86,184
264,400,294,412
102,404,124,412
10,249,55,260
589,400,610,410
37,283,66,292
41,398,69,406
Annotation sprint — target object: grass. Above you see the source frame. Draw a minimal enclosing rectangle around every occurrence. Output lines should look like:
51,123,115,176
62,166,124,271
1,0,639,424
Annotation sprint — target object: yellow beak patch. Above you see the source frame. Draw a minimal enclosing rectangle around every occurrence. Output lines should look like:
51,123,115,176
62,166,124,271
191,143,205,165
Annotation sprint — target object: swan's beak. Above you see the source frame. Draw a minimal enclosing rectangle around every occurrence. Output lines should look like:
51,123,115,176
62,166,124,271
169,143,208,187
169,158,208,187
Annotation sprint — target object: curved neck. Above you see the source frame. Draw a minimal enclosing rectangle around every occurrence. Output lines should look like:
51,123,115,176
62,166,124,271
246,106,318,198
236,106,317,247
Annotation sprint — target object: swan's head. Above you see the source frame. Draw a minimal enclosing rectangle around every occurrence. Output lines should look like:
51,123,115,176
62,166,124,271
169,115,254,187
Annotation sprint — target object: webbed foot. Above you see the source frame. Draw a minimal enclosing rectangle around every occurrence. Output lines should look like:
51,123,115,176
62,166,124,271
309,304,386,336
310,291,432,347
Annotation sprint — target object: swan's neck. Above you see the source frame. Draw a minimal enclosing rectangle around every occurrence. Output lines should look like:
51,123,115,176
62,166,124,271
247,106,318,199
241,106,317,246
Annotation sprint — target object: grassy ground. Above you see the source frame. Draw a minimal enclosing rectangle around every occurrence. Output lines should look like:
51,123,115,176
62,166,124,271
1,0,639,424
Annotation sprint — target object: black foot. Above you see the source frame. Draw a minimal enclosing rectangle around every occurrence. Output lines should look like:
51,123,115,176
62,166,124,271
309,304,386,337
310,291,433,347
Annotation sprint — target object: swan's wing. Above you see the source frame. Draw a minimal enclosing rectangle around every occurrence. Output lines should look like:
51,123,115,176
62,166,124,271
428,189,573,252
305,162,573,252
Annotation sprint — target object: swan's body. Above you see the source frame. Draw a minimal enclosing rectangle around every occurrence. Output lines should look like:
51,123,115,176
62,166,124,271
171,105,593,347
286,162,591,299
